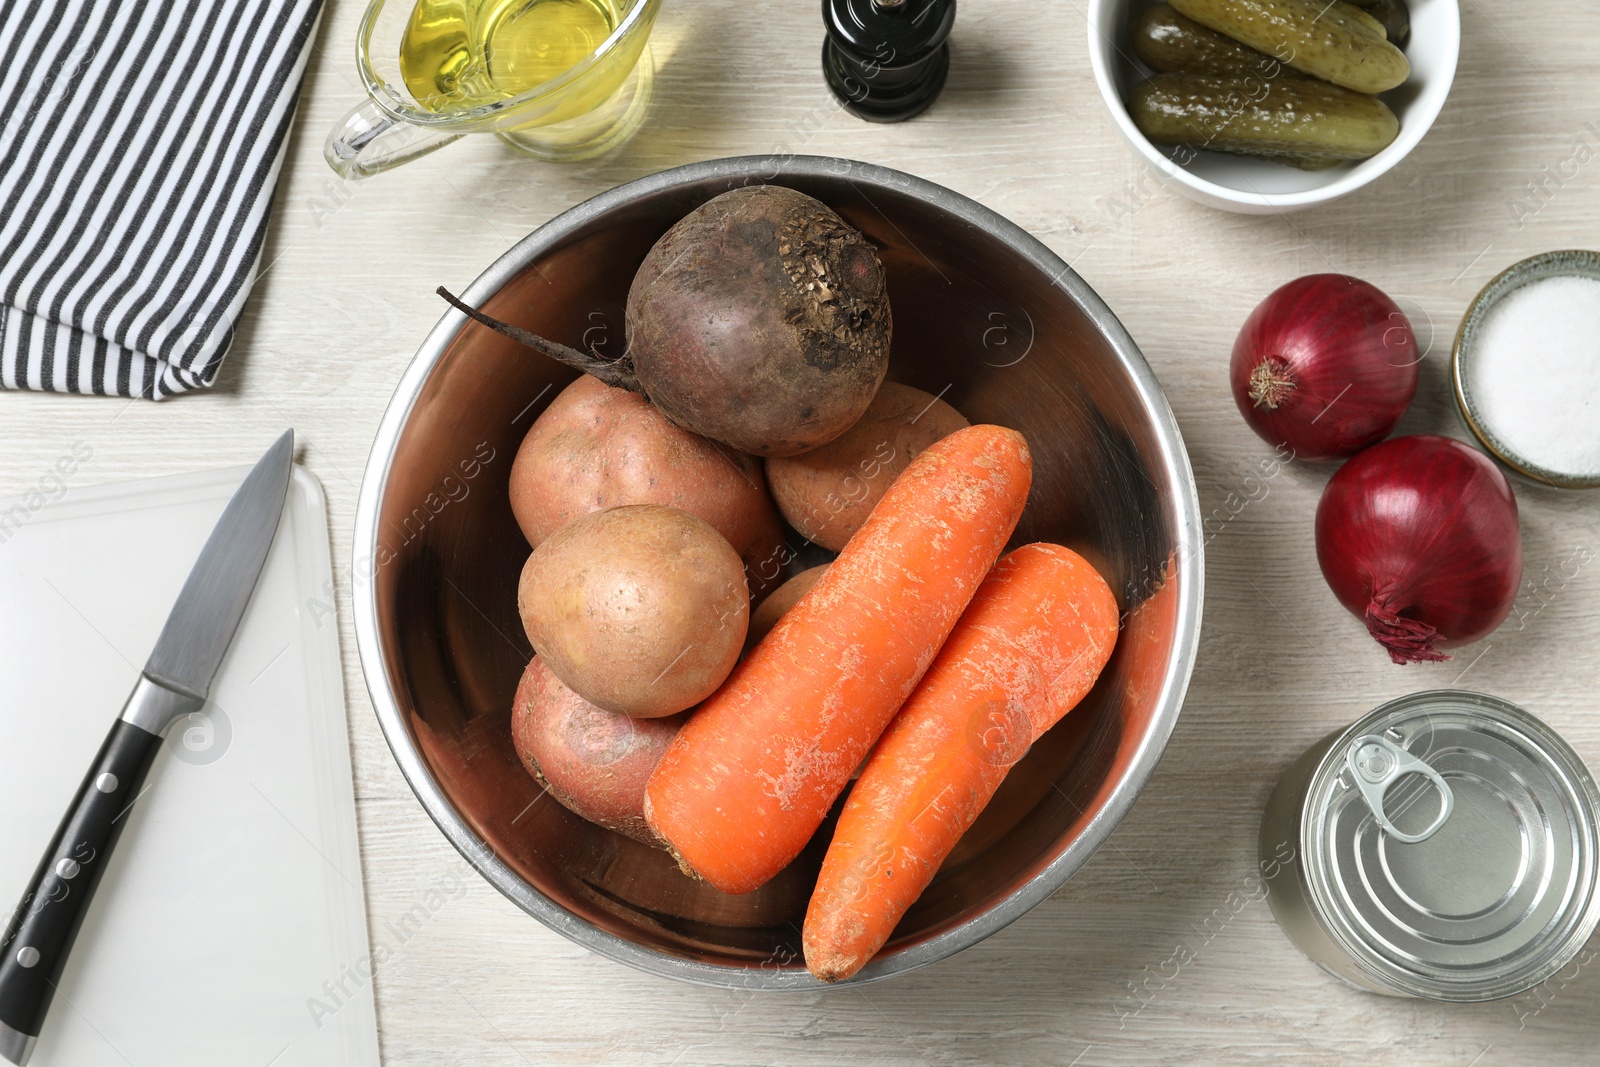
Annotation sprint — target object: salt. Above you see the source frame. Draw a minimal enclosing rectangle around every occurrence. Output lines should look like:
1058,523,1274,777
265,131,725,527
1468,273,1600,477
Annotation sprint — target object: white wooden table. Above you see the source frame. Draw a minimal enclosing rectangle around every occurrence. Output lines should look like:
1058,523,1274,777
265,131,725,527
5,0,1599,1062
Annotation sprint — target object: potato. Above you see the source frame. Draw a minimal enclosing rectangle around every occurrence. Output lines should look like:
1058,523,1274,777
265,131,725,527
765,382,969,551
518,504,748,718
746,564,829,648
511,656,686,843
509,374,784,569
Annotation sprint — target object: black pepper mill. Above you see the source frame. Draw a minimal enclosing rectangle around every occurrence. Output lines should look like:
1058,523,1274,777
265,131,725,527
822,0,956,123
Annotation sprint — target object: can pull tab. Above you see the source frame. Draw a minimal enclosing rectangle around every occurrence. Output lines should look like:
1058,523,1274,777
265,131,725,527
1345,734,1454,844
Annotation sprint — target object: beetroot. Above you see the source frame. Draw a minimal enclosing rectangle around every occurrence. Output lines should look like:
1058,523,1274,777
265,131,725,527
439,185,892,457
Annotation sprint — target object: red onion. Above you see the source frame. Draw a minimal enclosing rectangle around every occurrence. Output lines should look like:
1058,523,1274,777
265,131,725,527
1315,435,1522,664
1231,274,1419,462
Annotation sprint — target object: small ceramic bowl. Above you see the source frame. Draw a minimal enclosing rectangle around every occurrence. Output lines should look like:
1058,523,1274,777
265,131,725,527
1087,0,1460,214
1453,250,1600,490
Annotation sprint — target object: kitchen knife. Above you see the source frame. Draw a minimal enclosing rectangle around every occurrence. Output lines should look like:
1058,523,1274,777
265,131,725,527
0,431,295,1067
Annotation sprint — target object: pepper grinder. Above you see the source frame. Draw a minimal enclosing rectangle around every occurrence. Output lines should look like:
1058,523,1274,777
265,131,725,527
822,0,956,123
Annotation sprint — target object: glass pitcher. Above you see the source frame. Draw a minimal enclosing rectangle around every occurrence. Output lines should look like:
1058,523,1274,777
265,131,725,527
326,0,661,178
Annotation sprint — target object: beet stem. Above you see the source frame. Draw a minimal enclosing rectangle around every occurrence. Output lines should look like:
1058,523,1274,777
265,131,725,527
435,286,640,393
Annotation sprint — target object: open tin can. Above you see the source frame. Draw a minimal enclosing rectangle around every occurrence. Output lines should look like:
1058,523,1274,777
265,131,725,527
1261,690,1600,1000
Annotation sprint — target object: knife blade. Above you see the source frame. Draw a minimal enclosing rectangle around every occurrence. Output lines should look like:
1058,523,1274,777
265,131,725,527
0,431,294,1067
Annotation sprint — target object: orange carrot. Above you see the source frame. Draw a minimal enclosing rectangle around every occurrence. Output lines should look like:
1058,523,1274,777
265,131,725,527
803,543,1119,981
643,424,1033,895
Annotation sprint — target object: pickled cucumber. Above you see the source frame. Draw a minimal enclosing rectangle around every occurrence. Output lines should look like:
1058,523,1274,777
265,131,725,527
1359,0,1410,47
1166,0,1410,93
1244,152,1344,170
1338,2,1389,40
1132,4,1301,79
1130,73,1400,162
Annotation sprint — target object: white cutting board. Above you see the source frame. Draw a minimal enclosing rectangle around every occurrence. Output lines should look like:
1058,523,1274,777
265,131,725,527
0,463,379,1067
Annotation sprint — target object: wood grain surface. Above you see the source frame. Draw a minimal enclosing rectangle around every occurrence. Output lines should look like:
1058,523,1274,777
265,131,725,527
4,0,1598,1063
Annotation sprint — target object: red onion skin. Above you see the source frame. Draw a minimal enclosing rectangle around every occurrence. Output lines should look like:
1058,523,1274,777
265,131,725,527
1315,435,1522,664
1231,274,1418,463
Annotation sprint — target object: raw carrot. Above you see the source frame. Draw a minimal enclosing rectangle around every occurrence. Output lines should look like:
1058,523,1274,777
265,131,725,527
802,543,1119,981
643,424,1033,895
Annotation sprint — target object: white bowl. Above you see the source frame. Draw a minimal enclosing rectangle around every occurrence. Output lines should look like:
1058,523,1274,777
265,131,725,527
1087,0,1460,213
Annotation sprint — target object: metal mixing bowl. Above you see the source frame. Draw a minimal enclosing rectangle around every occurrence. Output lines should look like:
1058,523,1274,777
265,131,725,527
353,155,1203,987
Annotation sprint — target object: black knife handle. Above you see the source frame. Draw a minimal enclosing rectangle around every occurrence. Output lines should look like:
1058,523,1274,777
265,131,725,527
0,719,163,1044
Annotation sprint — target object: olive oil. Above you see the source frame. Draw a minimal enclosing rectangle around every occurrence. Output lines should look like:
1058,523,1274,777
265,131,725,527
399,0,621,112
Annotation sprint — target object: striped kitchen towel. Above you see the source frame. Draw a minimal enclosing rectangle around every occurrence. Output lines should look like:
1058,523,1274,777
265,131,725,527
0,0,324,399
